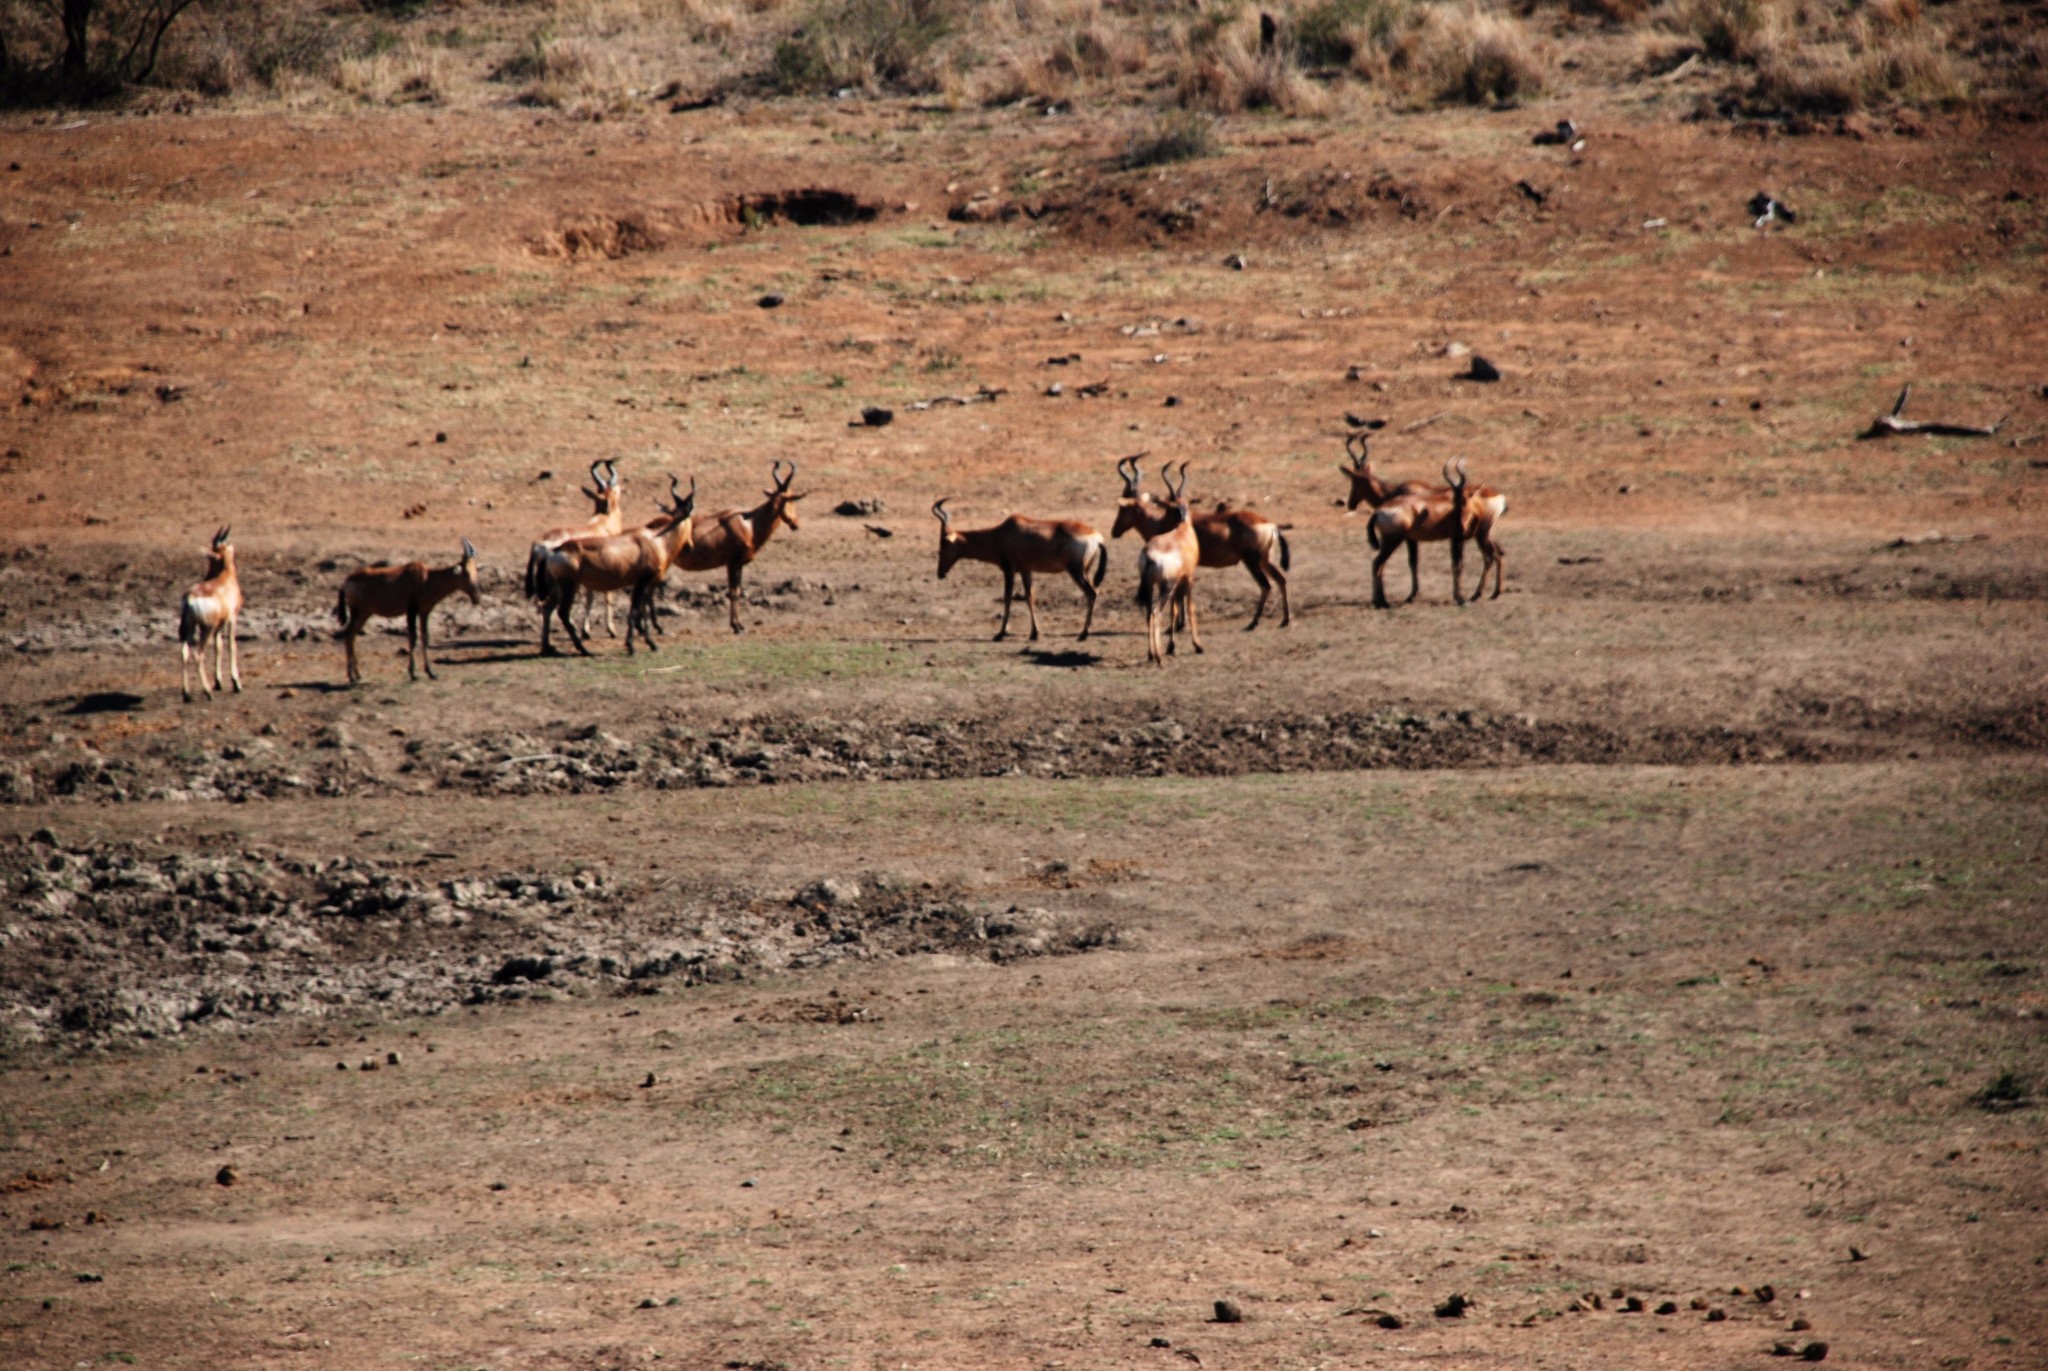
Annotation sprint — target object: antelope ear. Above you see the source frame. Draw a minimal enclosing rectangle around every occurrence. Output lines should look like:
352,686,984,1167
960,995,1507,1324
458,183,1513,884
785,491,805,501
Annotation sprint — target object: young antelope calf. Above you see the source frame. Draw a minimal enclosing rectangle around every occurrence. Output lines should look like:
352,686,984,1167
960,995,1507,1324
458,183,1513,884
932,498,1108,642
334,539,482,684
178,525,244,702
1135,463,1202,665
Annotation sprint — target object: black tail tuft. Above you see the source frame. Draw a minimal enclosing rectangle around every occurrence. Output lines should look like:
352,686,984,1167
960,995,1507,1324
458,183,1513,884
523,543,548,602
177,601,198,646
1277,529,1292,572
1091,540,1108,588
332,587,350,633
1366,523,1380,551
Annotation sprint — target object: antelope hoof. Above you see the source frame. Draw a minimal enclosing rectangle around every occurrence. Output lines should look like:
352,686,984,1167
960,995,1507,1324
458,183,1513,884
993,630,1009,642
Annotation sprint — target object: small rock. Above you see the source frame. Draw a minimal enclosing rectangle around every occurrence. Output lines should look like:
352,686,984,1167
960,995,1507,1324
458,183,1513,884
360,1059,378,1072
833,498,885,517
1463,355,1501,382
1656,1301,1678,1315
1149,1337,1170,1347
1375,1312,1402,1329
1045,382,1064,397
1434,1293,1472,1319
1212,1298,1243,1323
858,406,893,427
488,1181,507,1191
740,1178,756,1188
1222,253,1247,270
385,1051,401,1066
1848,1246,1867,1262
75,1271,103,1283
1756,1284,1776,1304
1790,1317,1811,1331
1443,341,1472,359
1163,395,1180,407
758,293,785,309
435,432,447,444
1801,1343,1828,1362
1706,1308,1727,1322
1622,1295,1645,1312
638,1297,659,1309
1773,1343,1797,1357
640,1072,656,1088
215,1164,238,1186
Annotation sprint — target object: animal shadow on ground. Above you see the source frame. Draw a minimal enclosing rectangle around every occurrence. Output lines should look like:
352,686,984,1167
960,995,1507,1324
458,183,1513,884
1024,649,1102,669
67,691,146,714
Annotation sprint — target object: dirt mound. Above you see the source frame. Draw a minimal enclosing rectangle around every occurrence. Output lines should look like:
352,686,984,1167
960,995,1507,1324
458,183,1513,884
534,189,881,258
0,832,1116,1046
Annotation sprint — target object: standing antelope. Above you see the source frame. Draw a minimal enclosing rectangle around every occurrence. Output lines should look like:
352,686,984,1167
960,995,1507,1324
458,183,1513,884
1112,456,1292,629
1135,463,1202,665
523,460,626,640
932,498,1109,642
1370,458,1484,608
334,539,482,685
177,525,244,702
1341,436,1508,605
668,459,805,635
536,475,697,656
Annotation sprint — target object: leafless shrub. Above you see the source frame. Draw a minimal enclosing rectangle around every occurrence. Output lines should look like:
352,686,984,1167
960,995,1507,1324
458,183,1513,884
1397,3,1546,105
1171,12,1331,115
772,0,958,93
1120,108,1218,169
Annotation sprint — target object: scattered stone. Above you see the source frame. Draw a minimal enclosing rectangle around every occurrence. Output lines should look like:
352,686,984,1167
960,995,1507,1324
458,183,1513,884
1462,355,1501,383
215,1165,238,1186
1790,1317,1811,1331
1848,1246,1867,1262
488,1181,507,1191
1212,1299,1243,1323
758,293,785,309
1773,1343,1797,1357
833,498,885,517
1750,192,1797,228
1163,395,1180,407
857,406,893,427
1533,119,1579,146
385,1050,401,1066
1222,253,1247,270
1375,1312,1402,1329
1755,1284,1776,1304
359,1058,378,1071
1706,1308,1727,1322
1656,1301,1678,1315
640,1072,656,1088
75,1271,103,1283
1434,1293,1472,1319
638,1297,659,1309
1622,1295,1645,1312
1801,1343,1829,1362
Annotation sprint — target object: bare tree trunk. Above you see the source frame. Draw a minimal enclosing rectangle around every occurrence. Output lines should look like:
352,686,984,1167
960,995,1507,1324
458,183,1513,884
60,0,94,72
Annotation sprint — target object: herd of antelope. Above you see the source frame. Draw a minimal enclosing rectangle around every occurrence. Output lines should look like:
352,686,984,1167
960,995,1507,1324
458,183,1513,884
172,435,1506,696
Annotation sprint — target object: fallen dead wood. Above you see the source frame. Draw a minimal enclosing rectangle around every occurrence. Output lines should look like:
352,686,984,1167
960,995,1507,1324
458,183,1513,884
1402,411,1449,434
1880,532,1990,550
908,384,1007,411
1861,385,2006,439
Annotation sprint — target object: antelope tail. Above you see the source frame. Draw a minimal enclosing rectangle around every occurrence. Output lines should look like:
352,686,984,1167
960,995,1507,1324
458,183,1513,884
522,542,548,602
1366,523,1380,551
1135,560,1156,612
177,601,199,646
1090,538,1109,588
332,587,350,633
1276,529,1292,572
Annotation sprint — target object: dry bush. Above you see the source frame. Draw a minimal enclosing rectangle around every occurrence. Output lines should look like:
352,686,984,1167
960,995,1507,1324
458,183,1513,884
1171,11,1332,114
1667,0,1790,64
333,36,449,105
771,0,958,93
970,0,1149,105
1394,3,1546,105
1120,108,1219,168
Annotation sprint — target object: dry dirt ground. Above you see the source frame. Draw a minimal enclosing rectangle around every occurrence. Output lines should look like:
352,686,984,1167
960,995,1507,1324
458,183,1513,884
1,80,2045,1370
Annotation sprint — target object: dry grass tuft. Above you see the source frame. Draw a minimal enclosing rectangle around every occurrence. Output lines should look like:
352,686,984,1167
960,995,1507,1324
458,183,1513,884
1172,16,1333,116
333,38,450,106
1397,3,1547,105
1120,109,1220,168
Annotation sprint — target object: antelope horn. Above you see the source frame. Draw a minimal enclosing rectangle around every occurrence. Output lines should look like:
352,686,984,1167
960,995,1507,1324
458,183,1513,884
461,537,476,560
1345,433,1369,466
931,498,952,527
772,459,796,490
603,458,620,487
588,460,605,486
213,525,230,548
1442,457,1468,489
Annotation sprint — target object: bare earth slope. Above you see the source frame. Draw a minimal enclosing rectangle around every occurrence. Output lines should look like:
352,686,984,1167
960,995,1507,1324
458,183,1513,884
0,81,2044,1370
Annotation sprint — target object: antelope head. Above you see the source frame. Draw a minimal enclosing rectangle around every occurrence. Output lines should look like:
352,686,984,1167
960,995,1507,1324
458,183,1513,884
1111,453,1152,539
456,538,482,605
1339,433,1375,510
205,525,235,574
766,459,804,530
660,473,698,522
933,498,963,579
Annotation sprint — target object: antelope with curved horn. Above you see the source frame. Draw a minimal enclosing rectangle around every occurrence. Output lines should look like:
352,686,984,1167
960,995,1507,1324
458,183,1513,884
932,498,1109,642
177,525,244,702
1343,437,1508,604
668,459,805,634
537,476,698,656
524,460,626,639
1369,458,1481,608
1135,462,1202,665
1112,455,1292,629
334,539,483,685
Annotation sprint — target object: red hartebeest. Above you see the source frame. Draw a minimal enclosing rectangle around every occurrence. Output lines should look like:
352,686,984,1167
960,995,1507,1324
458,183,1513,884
178,525,244,702
668,460,805,635
536,476,697,656
1135,463,1202,665
334,539,483,684
1112,456,1292,629
932,498,1109,642
524,460,626,639
1342,436,1508,605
